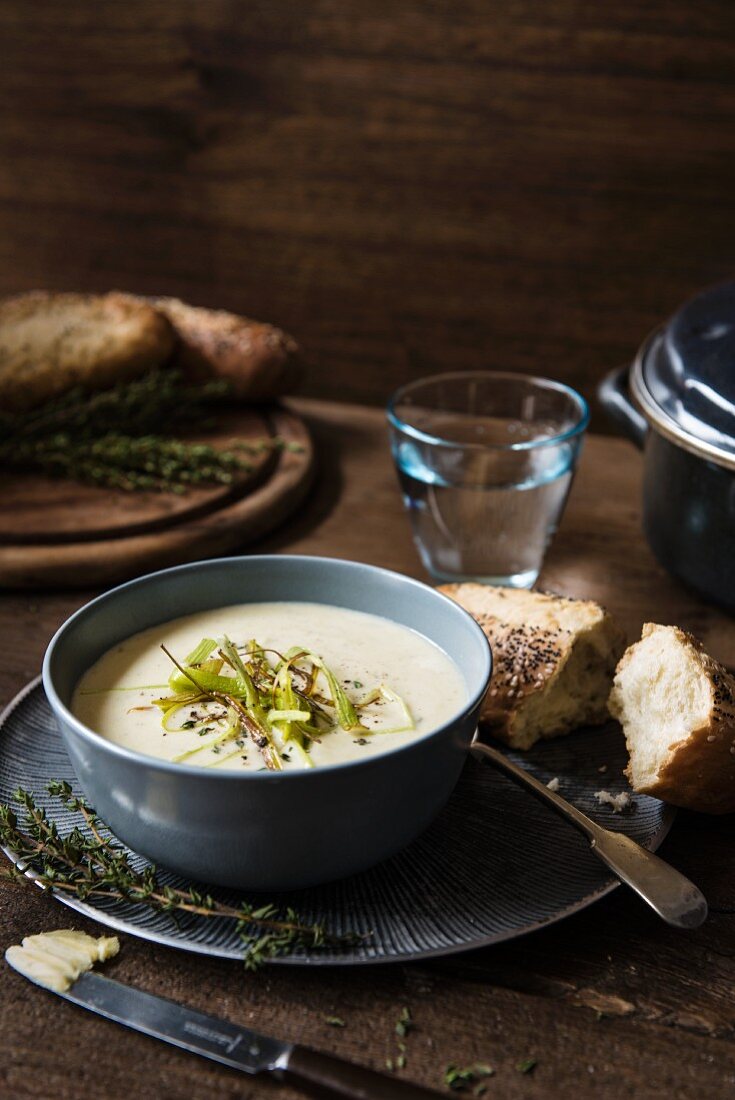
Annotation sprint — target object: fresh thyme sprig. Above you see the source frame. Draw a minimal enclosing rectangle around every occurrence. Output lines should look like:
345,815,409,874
1,369,228,441
0,369,286,493
0,782,360,969
3,433,266,493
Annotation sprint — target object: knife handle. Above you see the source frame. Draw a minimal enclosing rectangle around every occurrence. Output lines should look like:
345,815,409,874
284,1045,444,1099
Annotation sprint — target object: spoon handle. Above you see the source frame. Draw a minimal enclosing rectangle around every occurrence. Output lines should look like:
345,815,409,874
471,741,708,929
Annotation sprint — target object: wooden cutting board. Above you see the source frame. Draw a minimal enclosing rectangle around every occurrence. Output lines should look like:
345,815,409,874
0,404,314,588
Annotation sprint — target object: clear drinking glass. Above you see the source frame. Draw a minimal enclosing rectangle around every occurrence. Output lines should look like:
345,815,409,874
387,371,589,587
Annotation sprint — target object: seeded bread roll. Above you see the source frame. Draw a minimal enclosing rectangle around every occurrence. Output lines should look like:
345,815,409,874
0,291,175,412
439,584,625,750
153,297,302,402
609,623,735,814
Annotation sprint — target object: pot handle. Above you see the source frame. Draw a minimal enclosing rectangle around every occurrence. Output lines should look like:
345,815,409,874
598,366,648,449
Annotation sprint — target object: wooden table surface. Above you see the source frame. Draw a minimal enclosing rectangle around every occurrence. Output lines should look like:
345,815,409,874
1,399,734,1099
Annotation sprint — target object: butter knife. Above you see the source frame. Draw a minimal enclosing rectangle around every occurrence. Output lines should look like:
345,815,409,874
471,739,708,929
22,969,442,1099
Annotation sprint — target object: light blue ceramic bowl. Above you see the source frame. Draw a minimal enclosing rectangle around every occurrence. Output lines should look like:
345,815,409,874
43,556,492,891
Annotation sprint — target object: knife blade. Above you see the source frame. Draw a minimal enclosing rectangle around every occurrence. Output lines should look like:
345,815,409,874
30,969,443,1099
60,970,290,1074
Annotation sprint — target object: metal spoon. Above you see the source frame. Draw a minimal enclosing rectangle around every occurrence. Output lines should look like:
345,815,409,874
470,737,708,929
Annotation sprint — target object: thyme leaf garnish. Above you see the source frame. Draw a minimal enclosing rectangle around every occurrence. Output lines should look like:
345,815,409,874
0,782,362,970
388,1005,414,1072
395,1005,413,1038
443,1063,495,1091
0,369,296,493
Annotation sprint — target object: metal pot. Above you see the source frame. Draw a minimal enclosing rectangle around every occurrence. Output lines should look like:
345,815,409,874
599,281,735,613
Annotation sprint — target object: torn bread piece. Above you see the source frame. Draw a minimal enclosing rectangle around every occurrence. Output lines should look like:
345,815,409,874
153,297,302,402
608,623,735,814
439,584,625,749
0,291,175,412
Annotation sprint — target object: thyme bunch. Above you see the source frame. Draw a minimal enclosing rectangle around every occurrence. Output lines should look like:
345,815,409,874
0,370,281,493
2,370,229,440
0,782,359,969
5,433,258,493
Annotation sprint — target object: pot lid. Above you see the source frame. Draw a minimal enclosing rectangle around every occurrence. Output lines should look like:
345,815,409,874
631,281,735,470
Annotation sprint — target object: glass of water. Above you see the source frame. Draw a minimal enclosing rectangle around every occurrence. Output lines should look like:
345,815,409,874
387,371,589,587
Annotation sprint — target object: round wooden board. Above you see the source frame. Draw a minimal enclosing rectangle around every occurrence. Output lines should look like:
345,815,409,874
0,405,314,589
0,408,281,544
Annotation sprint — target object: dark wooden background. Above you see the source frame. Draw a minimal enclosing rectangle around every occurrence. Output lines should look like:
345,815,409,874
1,1,735,421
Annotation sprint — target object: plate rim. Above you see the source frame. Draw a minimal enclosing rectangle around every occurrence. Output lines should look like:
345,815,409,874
0,677,677,967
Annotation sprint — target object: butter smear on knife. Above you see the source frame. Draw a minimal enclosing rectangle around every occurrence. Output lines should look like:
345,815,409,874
5,930,119,993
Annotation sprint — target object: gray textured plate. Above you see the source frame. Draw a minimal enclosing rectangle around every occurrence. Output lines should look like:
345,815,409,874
0,679,674,965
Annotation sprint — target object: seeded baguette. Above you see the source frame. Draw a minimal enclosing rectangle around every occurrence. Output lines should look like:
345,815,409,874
153,297,302,402
439,584,625,749
0,291,175,412
609,623,735,814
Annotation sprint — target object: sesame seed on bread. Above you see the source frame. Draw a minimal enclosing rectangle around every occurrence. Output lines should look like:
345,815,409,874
438,583,625,750
609,623,735,814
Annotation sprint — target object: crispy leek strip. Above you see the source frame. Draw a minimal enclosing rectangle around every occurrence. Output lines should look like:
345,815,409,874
161,645,283,771
152,691,203,715
218,636,281,759
184,637,217,665
207,747,247,768
268,657,316,768
165,669,246,696
157,635,414,770
172,706,241,764
161,701,200,732
356,685,415,734
77,683,168,695
160,700,227,733
167,661,239,697
243,640,277,696
286,646,365,732
266,708,312,723
218,638,263,706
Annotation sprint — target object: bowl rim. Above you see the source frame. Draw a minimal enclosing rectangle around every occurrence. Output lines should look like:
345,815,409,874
43,554,492,781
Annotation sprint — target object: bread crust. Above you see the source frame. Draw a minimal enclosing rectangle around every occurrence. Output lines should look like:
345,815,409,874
154,297,302,402
439,583,625,749
611,623,735,814
0,291,175,411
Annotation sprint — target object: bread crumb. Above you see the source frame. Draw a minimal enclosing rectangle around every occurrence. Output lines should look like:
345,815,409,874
597,764,608,773
546,777,560,792
595,790,633,813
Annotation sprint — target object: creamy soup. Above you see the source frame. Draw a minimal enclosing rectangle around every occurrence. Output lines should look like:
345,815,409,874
72,602,467,772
